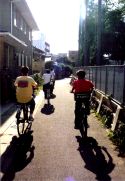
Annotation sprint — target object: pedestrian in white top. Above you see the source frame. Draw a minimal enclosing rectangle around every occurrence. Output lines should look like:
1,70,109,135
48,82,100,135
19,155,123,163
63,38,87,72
50,68,55,95
50,68,55,80
43,70,51,85
42,69,51,99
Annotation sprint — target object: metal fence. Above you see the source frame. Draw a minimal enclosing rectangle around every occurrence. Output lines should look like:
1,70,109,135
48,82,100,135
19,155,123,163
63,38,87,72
74,65,125,105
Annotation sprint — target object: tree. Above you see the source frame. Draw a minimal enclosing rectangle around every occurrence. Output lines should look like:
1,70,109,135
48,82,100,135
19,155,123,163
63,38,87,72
79,0,125,65
102,5,125,64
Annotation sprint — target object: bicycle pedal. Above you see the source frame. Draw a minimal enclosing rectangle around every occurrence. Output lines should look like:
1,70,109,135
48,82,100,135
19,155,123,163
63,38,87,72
29,116,34,121
16,113,20,119
20,119,25,123
16,119,23,124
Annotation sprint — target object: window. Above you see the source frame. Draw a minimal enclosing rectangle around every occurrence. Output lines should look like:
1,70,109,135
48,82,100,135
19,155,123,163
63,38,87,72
18,53,21,66
14,9,17,27
25,56,28,66
20,18,23,31
29,31,32,41
22,54,24,66
23,22,27,34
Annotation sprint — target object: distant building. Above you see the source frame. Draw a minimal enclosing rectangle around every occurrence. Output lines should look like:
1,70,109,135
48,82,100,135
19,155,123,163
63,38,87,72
32,46,45,74
0,0,39,74
33,32,45,51
68,50,78,64
58,53,68,57
45,42,50,54
32,32,46,74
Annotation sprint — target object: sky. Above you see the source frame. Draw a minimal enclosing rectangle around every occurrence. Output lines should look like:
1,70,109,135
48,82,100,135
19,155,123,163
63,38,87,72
26,0,80,54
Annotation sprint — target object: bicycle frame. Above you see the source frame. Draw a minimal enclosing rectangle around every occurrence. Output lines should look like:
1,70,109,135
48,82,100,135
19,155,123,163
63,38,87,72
79,103,88,139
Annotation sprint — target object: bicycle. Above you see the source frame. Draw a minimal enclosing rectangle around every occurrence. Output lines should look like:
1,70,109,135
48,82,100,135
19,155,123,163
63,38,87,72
75,93,90,139
16,103,33,136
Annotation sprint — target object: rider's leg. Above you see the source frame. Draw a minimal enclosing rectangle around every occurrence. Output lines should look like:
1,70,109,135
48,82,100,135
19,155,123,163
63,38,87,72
74,101,82,128
29,98,35,120
43,84,47,99
50,84,53,95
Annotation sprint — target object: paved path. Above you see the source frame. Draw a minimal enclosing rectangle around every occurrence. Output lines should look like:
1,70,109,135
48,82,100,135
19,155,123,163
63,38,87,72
0,78,125,181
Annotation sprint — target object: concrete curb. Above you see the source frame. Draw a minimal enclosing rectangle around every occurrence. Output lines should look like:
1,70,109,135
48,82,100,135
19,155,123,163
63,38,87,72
0,90,44,135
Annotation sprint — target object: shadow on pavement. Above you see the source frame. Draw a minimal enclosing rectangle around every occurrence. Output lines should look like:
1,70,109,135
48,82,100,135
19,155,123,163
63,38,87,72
1,131,35,181
41,104,55,115
76,136,115,181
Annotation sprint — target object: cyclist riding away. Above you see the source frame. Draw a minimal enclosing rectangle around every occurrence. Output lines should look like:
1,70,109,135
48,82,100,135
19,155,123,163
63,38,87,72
14,66,37,121
71,69,94,129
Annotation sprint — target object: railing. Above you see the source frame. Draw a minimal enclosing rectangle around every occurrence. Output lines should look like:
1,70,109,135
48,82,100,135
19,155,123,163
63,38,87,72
74,65,125,105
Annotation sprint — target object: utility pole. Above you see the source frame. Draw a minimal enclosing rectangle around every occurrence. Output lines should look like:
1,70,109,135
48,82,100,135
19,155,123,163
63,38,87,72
84,0,89,66
96,0,102,65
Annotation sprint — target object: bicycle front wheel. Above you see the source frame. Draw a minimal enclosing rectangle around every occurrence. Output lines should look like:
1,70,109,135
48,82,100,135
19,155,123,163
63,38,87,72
17,119,25,136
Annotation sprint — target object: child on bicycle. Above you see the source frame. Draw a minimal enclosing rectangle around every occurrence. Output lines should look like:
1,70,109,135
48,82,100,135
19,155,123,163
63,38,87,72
14,66,37,120
71,69,94,129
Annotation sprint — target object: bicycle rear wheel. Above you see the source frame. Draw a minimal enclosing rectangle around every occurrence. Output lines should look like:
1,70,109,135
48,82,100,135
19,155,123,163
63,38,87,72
80,116,87,139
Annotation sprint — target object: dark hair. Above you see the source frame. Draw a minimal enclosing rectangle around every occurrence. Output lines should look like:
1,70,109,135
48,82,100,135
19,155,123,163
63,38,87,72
21,66,29,75
76,69,86,79
45,69,50,74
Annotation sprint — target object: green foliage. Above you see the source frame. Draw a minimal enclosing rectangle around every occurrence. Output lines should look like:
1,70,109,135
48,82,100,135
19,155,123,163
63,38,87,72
32,73,43,96
32,73,43,86
109,121,125,154
79,0,125,65
34,85,43,96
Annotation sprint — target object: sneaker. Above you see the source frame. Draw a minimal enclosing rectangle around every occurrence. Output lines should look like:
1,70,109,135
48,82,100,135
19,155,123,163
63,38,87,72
74,125,79,129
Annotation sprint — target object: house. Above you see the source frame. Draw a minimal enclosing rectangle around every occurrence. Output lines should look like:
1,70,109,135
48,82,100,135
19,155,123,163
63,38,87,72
32,32,51,75
68,50,78,65
32,46,45,75
32,32,46,74
0,0,39,103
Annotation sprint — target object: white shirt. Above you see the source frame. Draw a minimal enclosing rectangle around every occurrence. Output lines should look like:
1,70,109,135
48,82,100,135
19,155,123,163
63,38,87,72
42,73,51,84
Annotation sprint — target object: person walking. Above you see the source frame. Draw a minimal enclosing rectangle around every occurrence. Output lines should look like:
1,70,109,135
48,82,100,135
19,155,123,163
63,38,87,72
42,69,52,99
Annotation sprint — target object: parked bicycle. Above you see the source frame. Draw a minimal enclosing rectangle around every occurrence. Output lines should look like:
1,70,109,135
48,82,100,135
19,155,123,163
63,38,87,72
16,103,33,136
74,93,90,139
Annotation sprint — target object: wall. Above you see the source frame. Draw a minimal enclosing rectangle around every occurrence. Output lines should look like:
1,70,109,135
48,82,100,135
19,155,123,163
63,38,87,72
0,0,11,32
0,38,4,69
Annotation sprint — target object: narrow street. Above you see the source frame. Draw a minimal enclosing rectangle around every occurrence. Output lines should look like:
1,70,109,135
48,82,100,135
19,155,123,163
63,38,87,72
0,78,125,181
